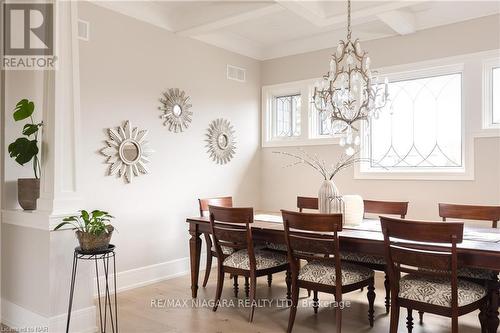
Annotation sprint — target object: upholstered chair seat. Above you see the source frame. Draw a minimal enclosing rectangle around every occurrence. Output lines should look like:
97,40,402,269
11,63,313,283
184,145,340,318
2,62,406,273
399,274,487,307
265,242,288,252
298,260,375,286
340,251,386,265
211,245,235,256
223,249,289,271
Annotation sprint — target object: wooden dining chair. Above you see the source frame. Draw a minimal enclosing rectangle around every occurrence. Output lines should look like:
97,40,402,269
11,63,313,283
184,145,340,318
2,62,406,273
198,197,233,288
341,199,409,313
297,196,319,212
439,203,500,228
209,205,291,322
381,216,489,333
282,210,376,333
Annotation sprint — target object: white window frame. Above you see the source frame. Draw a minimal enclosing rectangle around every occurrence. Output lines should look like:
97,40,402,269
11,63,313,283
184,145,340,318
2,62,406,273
262,79,339,147
355,63,473,181
482,57,500,129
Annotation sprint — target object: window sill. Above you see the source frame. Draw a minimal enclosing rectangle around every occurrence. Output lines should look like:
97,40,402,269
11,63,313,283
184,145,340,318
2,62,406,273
354,169,474,181
262,137,340,148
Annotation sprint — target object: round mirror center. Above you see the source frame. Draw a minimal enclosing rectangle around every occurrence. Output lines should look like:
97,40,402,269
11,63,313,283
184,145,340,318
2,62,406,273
121,141,139,163
172,104,182,117
217,133,229,150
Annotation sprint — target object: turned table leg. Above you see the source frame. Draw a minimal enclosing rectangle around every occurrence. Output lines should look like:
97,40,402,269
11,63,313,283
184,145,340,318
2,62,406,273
487,280,499,333
189,224,202,298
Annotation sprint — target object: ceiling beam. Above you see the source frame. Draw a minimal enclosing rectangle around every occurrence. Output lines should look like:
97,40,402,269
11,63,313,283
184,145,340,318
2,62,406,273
176,4,284,37
377,10,416,35
276,0,425,28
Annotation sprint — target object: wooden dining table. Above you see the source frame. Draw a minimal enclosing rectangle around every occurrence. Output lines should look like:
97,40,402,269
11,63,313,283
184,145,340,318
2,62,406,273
186,213,500,332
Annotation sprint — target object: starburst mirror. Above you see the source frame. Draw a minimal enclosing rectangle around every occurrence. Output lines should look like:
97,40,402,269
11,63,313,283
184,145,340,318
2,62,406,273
205,118,236,164
159,88,193,132
100,120,153,183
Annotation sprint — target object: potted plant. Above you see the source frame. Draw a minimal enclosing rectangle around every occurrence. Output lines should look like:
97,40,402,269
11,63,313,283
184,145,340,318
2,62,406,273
54,210,115,252
8,99,43,210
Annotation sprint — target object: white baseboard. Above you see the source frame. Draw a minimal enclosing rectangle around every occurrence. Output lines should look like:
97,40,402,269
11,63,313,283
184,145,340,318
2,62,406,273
1,299,96,333
94,254,211,297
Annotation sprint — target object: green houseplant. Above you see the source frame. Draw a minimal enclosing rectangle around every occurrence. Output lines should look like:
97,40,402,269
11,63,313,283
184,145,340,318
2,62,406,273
54,210,115,252
8,99,43,210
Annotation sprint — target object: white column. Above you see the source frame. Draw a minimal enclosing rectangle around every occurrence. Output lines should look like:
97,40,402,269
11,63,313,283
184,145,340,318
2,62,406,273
37,0,83,215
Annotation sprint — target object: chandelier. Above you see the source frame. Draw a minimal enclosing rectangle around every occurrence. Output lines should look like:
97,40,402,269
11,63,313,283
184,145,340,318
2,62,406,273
313,0,389,155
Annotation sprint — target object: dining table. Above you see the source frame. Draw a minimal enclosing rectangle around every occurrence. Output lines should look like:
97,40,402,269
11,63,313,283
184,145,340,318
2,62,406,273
186,213,500,332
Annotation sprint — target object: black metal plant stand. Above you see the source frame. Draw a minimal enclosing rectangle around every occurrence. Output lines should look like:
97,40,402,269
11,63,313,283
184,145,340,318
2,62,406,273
66,244,118,333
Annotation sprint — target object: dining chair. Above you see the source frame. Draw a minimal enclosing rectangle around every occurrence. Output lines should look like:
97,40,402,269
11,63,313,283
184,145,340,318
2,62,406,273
341,199,408,313
282,210,376,333
198,197,233,288
439,203,500,228
209,205,291,322
381,216,489,333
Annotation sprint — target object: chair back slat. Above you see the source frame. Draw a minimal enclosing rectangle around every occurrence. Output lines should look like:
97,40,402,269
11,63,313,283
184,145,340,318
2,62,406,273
198,196,233,217
439,203,500,228
381,217,463,243
209,206,254,260
287,234,337,259
390,245,452,272
297,196,319,212
364,200,408,218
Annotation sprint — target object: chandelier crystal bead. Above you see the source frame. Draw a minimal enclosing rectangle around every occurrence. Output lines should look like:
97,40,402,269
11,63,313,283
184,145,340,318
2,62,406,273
313,0,389,153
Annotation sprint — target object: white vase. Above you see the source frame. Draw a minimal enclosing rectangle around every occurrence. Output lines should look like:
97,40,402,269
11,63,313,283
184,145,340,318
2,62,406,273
318,179,340,214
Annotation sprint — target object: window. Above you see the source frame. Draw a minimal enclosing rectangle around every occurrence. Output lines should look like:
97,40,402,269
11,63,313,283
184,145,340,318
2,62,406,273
361,68,463,174
483,58,500,129
262,80,339,147
274,94,301,137
493,67,500,124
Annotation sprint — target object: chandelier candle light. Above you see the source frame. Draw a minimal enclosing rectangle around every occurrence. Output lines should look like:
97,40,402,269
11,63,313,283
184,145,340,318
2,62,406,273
313,0,389,155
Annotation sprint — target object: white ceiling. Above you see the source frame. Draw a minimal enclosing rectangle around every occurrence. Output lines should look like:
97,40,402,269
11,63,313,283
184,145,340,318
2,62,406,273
93,0,500,60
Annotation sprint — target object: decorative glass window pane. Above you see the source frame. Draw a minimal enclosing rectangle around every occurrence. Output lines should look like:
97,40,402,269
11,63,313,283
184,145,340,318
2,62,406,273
274,94,301,137
319,110,332,135
369,73,462,169
493,67,500,124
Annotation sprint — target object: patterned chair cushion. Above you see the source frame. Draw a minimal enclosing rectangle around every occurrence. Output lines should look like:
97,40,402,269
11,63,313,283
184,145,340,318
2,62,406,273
457,268,497,280
223,249,288,270
340,251,386,265
298,261,374,286
265,242,288,252
399,274,487,307
212,246,235,255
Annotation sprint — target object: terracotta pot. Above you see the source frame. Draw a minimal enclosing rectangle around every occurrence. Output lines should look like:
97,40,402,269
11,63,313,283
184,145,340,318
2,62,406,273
76,225,114,252
18,178,40,210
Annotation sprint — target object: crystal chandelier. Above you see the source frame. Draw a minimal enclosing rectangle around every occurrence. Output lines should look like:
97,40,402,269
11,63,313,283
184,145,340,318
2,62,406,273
313,0,389,155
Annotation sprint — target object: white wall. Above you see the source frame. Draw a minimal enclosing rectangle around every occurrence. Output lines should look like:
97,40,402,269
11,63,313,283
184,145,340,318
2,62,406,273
77,2,261,276
260,15,500,222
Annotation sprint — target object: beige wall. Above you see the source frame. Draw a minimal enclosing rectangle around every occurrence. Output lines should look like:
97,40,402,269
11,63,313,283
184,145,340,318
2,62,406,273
260,15,500,222
77,2,261,272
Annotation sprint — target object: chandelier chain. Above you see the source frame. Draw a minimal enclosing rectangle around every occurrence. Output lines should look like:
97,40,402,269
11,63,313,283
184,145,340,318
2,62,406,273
347,0,352,40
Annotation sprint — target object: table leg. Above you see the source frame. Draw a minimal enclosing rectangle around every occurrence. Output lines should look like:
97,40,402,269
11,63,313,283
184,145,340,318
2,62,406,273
189,224,202,298
487,280,499,333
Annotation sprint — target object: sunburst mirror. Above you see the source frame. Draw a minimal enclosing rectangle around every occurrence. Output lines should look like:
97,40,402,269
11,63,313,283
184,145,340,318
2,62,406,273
205,118,236,165
100,120,153,183
159,88,193,132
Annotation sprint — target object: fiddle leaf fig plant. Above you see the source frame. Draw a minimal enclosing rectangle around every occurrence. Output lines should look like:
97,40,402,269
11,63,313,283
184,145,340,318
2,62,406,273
54,210,115,235
8,99,43,178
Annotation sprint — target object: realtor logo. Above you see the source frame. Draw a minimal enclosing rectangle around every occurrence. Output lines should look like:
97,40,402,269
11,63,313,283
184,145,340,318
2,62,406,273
2,2,56,69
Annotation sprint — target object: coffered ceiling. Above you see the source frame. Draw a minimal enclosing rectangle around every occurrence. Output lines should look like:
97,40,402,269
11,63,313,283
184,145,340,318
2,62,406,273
93,0,500,60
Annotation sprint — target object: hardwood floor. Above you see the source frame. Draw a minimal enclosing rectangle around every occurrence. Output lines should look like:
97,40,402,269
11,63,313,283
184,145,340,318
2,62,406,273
116,270,482,333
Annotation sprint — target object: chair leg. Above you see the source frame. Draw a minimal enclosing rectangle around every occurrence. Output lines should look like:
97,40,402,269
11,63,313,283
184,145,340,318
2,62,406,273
233,275,239,298
248,275,257,322
267,274,272,287
367,278,376,327
285,270,292,304
213,268,224,312
307,289,311,297
335,295,342,333
244,277,250,298
451,315,458,333
389,294,400,333
418,311,424,325
313,291,319,314
384,273,390,314
287,279,299,333
202,233,213,288
479,300,488,333
406,308,413,333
